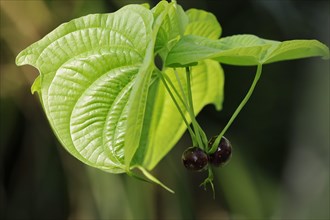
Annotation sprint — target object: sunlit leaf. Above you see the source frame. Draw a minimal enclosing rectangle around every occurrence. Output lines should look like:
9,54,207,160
185,8,221,39
166,34,329,67
134,59,224,169
153,1,188,61
16,5,154,173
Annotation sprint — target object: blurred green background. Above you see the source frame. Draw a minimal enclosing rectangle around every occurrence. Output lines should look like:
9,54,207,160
1,0,329,219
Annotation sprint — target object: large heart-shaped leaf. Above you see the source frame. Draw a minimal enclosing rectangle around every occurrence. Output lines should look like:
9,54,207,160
16,5,154,173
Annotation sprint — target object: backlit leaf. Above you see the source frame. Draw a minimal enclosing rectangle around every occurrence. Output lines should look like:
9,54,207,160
16,5,154,173
166,34,329,67
135,59,224,170
185,8,221,39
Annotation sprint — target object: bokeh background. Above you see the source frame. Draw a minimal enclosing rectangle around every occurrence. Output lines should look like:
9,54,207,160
1,0,329,219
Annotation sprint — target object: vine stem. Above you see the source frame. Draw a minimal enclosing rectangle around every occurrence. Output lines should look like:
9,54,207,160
186,67,208,149
156,69,197,146
209,63,263,153
163,73,190,112
174,69,204,148
174,69,190,110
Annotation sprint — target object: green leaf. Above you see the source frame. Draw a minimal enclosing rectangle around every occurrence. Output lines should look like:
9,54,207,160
133,166,174,193
123,42,155,168
184,8,221,39
263,40,330,63
31,75,41,94
140,3,150,9
133,59,224,170
123,3,172,168
16,5,154,173
152,1,188,61
166,34,330,67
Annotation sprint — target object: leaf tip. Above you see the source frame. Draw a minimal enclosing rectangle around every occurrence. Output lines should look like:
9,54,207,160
15,49,37,67
15,51,25,66
140,3,150,9
322,49,330,60
316,40,330,60
133,166,175,193
31,75,41,95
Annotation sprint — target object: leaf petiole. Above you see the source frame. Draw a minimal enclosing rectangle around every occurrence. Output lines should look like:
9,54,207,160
174,68,203,148
156,69,197,146
185,67,208,150
209,63,263,153
173,69,190,112
162,73,190,111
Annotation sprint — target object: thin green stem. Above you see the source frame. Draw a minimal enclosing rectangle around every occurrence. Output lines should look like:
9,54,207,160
175,68,203,148
164,72,208,146
173,69,203,146
196,123,208,147
163,69,206,148
174,69,189,107
163,73,190,113
185,67,207,149
156,70,197,146
200,166,215,199
186,67,194,113
209,64,263,153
